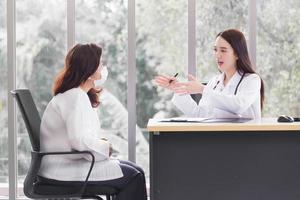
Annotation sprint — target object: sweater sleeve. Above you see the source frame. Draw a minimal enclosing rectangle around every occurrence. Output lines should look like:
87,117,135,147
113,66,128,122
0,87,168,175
63,90,110,161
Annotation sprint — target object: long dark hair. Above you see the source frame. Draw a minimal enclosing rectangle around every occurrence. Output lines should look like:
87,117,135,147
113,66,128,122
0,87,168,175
53,43,102,107
217,29,265,110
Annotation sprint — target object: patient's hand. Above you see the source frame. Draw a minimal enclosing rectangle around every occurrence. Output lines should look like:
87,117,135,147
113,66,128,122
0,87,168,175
109,143,113,157
100,138,112,157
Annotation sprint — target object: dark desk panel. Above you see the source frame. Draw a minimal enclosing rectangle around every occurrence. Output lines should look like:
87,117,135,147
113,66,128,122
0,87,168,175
150,131,300,200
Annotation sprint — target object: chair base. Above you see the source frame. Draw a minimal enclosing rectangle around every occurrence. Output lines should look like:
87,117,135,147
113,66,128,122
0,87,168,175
82,195,113,200
82,196,103,200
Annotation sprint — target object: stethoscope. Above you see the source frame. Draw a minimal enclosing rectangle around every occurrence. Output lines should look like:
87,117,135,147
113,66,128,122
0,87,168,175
213,72,245,95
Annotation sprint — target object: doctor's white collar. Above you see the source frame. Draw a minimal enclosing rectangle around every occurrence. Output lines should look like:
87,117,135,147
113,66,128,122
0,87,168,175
217,71,243,88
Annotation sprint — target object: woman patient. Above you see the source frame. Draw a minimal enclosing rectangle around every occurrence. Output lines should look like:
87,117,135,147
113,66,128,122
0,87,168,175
38,43,147,200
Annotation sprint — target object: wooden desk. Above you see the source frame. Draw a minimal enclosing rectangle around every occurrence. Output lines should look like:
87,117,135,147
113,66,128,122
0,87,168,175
147,118,300,200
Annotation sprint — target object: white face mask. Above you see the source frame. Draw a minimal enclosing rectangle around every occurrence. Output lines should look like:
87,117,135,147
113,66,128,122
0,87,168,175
94,66,108,88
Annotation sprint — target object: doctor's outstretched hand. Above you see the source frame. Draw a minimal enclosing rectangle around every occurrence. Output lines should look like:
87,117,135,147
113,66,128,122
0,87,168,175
154,74,205,95
154,74,179,91
172,74,205,95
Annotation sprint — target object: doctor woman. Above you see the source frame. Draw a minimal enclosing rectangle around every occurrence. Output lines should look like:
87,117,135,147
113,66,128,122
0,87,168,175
38,43,147,200
155,29,265,119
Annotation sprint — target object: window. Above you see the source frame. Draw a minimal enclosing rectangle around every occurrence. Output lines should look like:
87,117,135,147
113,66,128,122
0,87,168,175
196,0,249,81
75,0,129,162
16,0,67,195
2,0,300,198
136,0,188,179
0,0,8,195
257,0,300,117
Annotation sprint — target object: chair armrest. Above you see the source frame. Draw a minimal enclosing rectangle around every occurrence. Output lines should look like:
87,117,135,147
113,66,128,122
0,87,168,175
34,150,95,198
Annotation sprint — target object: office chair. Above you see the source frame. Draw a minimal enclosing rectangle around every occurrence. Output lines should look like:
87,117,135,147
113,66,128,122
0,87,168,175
11,89,118,200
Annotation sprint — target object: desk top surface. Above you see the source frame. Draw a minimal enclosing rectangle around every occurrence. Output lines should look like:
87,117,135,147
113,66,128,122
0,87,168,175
147,118,300,132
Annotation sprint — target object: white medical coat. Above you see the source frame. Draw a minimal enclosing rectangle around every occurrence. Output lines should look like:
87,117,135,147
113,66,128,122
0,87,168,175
172,72,261,119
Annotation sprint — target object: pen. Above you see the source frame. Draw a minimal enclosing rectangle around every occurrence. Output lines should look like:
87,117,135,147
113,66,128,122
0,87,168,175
169,73,178,84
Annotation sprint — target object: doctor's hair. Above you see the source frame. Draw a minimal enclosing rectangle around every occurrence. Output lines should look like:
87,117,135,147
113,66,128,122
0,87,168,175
217,29,265,110
53,43,102,107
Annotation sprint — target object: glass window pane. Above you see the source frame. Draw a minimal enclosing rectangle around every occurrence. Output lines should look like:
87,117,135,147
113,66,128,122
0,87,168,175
0,0,8,196
16,0,67,196
75,0,129,161
136,0,188,180
196,0,249,81
257,0,300,117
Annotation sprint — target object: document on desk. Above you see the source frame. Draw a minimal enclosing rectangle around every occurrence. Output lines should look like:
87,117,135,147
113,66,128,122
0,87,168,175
160,117,251,123
160,117,208,123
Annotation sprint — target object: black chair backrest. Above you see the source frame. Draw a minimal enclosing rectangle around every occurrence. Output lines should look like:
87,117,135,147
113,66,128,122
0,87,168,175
11,89,41,152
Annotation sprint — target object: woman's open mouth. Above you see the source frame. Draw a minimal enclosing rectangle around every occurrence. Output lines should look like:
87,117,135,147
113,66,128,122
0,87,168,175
217,61,224,66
